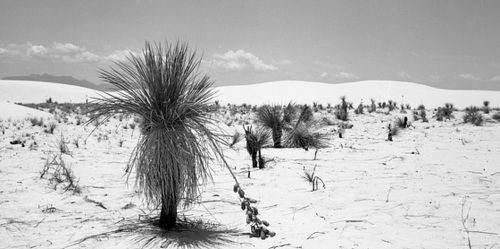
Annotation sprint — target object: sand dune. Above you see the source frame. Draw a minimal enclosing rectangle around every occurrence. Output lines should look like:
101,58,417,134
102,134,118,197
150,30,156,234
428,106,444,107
216,80,500,109
0,80,102,104
2,80,499,110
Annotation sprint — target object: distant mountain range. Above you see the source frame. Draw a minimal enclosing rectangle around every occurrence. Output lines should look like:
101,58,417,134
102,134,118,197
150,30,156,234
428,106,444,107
1,74,117,91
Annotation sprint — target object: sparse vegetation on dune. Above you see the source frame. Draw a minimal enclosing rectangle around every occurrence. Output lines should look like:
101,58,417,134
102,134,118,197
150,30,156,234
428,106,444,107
4,80,500,249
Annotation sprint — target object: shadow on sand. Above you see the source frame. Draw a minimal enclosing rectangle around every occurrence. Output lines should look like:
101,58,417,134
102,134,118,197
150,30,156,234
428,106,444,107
68,215,242,249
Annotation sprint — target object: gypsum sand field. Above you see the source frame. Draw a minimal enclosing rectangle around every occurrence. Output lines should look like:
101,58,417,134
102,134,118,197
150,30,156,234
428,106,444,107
0,106,499,249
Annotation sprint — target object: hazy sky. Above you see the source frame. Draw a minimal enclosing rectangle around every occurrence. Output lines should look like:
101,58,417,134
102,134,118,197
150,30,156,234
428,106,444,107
1,0,500,89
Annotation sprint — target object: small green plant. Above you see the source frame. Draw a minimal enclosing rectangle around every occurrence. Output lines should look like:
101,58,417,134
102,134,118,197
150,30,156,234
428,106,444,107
301,165,325,191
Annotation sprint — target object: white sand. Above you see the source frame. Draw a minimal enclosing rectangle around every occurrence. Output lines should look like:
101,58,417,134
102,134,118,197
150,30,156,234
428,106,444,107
1,80,499,248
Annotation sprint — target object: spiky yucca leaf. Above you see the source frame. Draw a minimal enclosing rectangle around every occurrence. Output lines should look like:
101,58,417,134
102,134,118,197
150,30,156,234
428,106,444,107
87,41,225,229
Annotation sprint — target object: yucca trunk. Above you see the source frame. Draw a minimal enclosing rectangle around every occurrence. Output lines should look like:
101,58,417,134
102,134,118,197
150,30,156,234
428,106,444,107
160,192,177,229
258,149,264,169
251,153,258,168
271,127,282,148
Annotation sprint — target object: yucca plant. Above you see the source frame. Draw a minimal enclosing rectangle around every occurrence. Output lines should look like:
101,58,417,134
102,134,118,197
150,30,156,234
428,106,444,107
243,125,270,168
335,96,349,121
86,41,226,230
256,102,295,148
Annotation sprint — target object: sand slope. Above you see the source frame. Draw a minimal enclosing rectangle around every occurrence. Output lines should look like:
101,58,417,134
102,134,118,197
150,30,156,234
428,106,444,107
216,80,500,109
0,80,102,103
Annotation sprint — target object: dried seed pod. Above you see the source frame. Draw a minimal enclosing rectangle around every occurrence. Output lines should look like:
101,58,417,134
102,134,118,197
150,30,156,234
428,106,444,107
247,198,257,203
253,207,259,215
268,231,276,237
260,230,266,239
246,210,253,216
251,226,257,236
241,201,247,210
233,184,239,193
246,215,251,224
262,220,270,226
238,188,245,198
261,226,269,234
251,215,258,222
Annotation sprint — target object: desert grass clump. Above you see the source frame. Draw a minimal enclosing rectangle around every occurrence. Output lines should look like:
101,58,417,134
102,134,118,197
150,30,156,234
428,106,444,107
335,96,349,121
463,106,484,126
44,122,57,134
436,103,454,121
354,103,364,115
86,41,226,230
395,116,409,129
40,152,80,194
229,130,242,149
369,98,377,113
256,102,295,148
492,112,500,122
29,117,44,127
387,123,400,142
302,165,325,191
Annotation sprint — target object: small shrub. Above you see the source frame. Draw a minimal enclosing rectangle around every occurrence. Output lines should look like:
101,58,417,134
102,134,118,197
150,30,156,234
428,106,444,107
420,108,428,122
395,116,409,129
30,117,44,127
335,96,349,121
387,123,400,141
483,101,490,114
45,122,57,134
369,99,377,113
492,112,500,122
436,103,454,121
355,103,364,115
463,106,483,126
